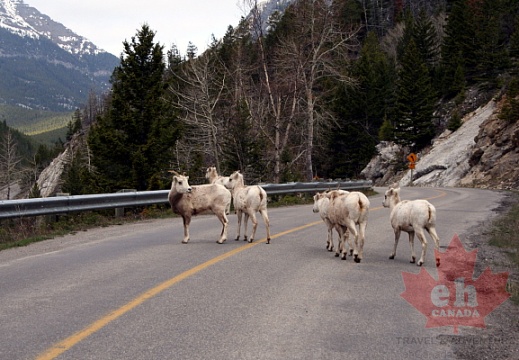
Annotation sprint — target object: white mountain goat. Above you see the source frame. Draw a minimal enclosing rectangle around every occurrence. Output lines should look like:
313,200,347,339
225,170,271,244
205,166,229,186
205,166,231,214
312,190,349,252
168,171,232,244
382,186,441,267
326,191,370,262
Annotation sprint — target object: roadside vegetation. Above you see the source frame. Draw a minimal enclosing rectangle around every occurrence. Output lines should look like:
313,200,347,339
489,192,519,304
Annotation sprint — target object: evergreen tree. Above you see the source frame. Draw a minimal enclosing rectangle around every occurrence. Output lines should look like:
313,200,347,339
394,39,436,150
441,0,477,97
472,0,509,82
88,25,180,192
413,8,440,77
511,15,519,62
323,31,396,178
66,109,82,141
378,116,395,141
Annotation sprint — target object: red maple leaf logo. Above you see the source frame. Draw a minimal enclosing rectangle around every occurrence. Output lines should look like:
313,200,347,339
401,234,510,334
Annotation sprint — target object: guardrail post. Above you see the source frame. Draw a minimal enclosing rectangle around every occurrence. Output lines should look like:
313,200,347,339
47,192,70,223
115,189,136,217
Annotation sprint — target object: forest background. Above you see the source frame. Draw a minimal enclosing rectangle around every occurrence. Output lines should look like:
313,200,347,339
2,0,519,197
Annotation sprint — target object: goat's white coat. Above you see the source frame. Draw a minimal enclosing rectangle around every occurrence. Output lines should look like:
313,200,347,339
382,187,441,266
225,171,271,244
322,190,370,261
205,166,231,214
205,166,229,186
312,190,349,252
168,173,232,244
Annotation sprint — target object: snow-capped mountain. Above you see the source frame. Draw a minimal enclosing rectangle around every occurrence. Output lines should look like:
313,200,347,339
0,0,118,113
0,0,106,55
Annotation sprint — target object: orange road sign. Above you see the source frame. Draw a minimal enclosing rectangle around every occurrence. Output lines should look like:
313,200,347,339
409,163,416,169
407,153,418,163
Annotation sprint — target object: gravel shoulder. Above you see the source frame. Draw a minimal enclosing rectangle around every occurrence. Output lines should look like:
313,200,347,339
444,190,519,360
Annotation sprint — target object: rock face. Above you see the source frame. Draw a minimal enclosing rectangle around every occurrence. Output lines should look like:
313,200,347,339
362,95,519,190
461,100,519,189
36,133,83,197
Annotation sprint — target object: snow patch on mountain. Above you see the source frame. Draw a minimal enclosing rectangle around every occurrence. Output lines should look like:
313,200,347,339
0,0,107,55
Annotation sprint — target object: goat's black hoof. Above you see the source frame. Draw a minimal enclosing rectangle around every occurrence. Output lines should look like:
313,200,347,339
389,255,395,260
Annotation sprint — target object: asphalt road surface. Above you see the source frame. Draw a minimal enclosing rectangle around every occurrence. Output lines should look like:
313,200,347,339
0,187,510,360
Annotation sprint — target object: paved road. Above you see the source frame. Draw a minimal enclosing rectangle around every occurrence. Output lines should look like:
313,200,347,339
0,187,508,360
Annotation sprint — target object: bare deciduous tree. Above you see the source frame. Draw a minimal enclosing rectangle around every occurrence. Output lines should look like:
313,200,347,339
242,0,305,182
274,0,360,180
0,129,23,199
169,51,227,173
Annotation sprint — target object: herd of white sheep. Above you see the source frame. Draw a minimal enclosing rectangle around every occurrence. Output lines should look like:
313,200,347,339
168,168,440,267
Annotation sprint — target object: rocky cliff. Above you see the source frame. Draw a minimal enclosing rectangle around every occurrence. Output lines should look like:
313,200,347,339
362,92,519,190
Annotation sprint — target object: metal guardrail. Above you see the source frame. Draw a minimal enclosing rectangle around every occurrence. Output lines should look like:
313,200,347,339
0,180,372,220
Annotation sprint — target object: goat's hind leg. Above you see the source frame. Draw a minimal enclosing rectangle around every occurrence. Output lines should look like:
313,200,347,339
243,212,253,242
235,210,243,241
344,220,358,262
355,222,367,263
389,229,400,259
335,227,345,258
259,209,271,244
415,230,428,266
427,226,441,267
408,231,417,263
215,211,229,244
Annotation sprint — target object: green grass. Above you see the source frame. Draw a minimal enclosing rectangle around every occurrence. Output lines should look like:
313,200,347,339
16,113,72,136
488,193,519,304
30,126,68,145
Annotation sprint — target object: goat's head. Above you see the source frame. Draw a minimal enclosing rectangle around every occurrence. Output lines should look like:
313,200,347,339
383,187,400,208
205,166,217,180
169,171,192,194
226,170,243,190
312,192,325,213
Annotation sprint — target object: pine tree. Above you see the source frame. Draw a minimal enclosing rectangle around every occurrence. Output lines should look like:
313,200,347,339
413,8,440,75
379,116,395,141
394,39,436,150
66,109,82,141
88,25,180,192
441,0,477,97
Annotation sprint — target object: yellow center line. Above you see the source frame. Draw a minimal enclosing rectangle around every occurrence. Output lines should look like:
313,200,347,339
36,221,321,360
37,188,447,359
